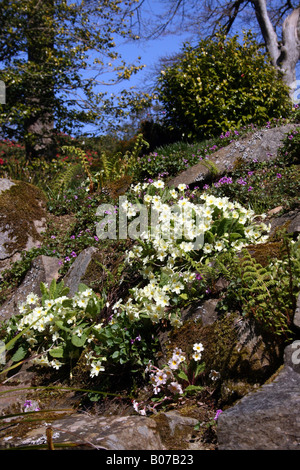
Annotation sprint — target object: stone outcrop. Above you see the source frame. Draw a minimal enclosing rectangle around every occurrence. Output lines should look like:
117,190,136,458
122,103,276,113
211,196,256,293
0,255,60,322
294,293,300,329
168,124,300,189
216,341,300,450
269,207,300,237
0,408,204,450
0,178,47,275
0,127,300,451
62,246,98,297
2,413,166,450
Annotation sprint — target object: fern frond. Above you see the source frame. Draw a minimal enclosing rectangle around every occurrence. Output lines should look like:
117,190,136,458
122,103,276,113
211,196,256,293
50,162,82,194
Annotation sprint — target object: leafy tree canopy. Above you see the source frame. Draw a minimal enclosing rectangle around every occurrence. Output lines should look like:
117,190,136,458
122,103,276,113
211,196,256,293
0,0,152,157
156,31,292,141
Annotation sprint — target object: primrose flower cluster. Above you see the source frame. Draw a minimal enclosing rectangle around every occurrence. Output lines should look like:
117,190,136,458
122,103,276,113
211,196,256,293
150,343,204,394
133,343,205,415
7,282,106,377
113,179,270,325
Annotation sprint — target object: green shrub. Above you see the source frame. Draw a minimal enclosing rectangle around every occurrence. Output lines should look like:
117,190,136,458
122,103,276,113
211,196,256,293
278,127,300,165
205,158,300,214
217,234,300,339
156,31,291,140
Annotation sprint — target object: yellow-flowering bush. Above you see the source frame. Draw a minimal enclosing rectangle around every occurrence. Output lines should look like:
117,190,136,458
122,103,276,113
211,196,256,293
157,31,291,140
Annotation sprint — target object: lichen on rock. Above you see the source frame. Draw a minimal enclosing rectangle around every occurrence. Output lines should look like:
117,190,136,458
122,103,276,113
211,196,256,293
0,178,47,262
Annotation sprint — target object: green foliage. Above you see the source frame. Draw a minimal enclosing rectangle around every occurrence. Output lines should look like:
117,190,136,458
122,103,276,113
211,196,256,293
206,155,300,214
156,31,291,140
1,279,159,386
0,0,151,158
278,128,300,165
131,131,238,181
218,234,300,338
1,280,106,376
49,161,83,196
95,310,158,373
0,248,43,306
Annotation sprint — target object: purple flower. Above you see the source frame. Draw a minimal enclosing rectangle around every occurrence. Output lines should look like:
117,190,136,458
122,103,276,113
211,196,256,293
276,173,282,178
214,409,223,420
248,186,253,191
71,251,77,257
215,176,233,187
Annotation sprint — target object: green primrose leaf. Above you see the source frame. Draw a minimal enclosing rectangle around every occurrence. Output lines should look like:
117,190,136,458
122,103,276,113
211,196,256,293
71,334,87,348
11,345,27,363
49,347,65,358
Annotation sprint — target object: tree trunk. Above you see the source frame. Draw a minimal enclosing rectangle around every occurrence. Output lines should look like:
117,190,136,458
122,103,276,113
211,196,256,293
252,0,300,99
24,0,56,160
278,8,300,99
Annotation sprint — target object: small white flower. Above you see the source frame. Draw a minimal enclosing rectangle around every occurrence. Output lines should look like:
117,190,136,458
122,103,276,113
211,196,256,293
209,370,221,381
168,381,183,394
193,342,204,353
153,180,165,189
168,356,180,370
50,359,63,370
192,351,202,361
26,293,39,305
90,360,105,377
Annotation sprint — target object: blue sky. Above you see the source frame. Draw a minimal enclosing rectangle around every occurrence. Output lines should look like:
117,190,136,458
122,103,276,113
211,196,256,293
74,1,300,136
82,20,193,136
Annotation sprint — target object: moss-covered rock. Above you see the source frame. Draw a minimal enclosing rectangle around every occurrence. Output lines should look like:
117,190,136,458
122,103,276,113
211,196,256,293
164,309,283,406
0,178,47,264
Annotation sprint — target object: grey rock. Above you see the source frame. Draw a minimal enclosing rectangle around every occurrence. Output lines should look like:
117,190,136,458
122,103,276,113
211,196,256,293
2,413,166,450
217,341,300,450
268,208,300,237
0,255,60,322
0,178,47,273
0,407,204,450
62,246,98,297
168,124,300,189
294,293,300,329
193,299,219,326
0,178,15,195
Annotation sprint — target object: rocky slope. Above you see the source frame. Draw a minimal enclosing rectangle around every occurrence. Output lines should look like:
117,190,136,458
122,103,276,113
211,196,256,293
0,124,300,450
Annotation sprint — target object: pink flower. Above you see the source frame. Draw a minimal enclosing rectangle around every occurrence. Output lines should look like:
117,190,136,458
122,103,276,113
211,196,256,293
214,409,223,420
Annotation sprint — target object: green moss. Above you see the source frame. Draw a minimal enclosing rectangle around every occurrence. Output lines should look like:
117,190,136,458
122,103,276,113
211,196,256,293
0,180,47,256
168,309,281,396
